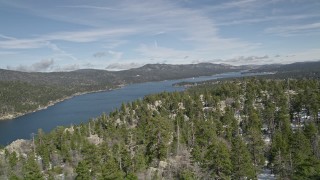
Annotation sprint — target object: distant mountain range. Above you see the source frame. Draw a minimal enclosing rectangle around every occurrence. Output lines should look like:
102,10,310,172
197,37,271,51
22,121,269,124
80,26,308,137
2,61,320,86
0,63,246,87
258,61,320,72
248,60,320,79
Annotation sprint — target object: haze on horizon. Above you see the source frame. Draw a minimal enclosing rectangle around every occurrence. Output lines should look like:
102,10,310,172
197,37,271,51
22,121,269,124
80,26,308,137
0,0,319,72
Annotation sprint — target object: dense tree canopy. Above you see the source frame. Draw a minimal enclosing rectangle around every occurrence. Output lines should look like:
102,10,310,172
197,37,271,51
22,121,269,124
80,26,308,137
0,78,320,179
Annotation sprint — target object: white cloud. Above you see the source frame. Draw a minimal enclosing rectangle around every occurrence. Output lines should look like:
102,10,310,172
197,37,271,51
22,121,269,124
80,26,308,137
60,5,117,11
208,0,260,11
265,22,320,36
1,0,255,52
43,28,137,43
0,38,48,49
7,59,55,72
217,14,320,26
0,34,16,40
0,28,137,50
223,55,270,65
218,49,320,65
107,50,123,61
105,62,143,71
1,0,319,69
279,48,320,63
53,64,80,72
82,63,95,68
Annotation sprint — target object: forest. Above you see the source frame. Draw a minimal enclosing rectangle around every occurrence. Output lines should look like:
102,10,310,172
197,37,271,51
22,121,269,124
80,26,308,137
0,81,116,120
0,77,320,179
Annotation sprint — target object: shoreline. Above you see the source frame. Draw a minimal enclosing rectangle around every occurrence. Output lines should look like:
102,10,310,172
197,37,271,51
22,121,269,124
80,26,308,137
0,71,249,121
0,71,244,121
0,85,124,121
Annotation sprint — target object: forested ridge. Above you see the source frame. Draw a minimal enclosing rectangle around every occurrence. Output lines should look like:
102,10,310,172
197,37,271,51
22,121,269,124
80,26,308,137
1,78,320,179
249,60,320,79
0,81,116,120
175,61,320,87
0,63,244,120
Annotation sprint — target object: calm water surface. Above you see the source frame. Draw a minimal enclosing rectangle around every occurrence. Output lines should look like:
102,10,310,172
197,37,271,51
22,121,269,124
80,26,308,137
0,72,262,145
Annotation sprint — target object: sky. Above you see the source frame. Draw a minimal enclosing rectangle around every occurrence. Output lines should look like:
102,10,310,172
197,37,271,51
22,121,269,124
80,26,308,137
0,0,320,72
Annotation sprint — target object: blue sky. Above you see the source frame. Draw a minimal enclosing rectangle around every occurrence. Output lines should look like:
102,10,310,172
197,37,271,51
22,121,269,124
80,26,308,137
0,0,320,71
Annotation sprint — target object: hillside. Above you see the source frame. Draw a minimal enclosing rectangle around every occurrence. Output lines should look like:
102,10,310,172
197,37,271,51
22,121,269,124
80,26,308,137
0,69,119,87
249,60,320,79
0,78,319,179
268,61,320,72
116,63,242,83
0,63,245,120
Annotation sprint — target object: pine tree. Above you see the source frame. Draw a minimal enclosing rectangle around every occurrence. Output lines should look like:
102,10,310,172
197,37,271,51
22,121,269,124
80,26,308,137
8,151,18,168
270,130,291,178
246,110,265,168
9,173,20,180
205,141,232,179
100,158,124,180
231,137,255,179
290,131,315,179
304,122,320,157
145,115,173,162
179,169,196,180
75,161,91,180
23,154,44,180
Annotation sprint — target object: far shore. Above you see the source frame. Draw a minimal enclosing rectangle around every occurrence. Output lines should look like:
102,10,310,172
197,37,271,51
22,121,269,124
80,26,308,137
0,85,124,121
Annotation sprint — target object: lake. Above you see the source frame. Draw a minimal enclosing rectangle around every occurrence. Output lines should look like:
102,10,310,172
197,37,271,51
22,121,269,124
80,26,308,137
0,71,263,145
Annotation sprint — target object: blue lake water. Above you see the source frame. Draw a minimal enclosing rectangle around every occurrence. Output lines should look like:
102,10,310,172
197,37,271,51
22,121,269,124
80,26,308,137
0,71,263,145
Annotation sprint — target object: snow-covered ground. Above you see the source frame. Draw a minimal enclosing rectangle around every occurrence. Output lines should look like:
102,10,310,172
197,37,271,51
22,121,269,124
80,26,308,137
258,169,276,180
